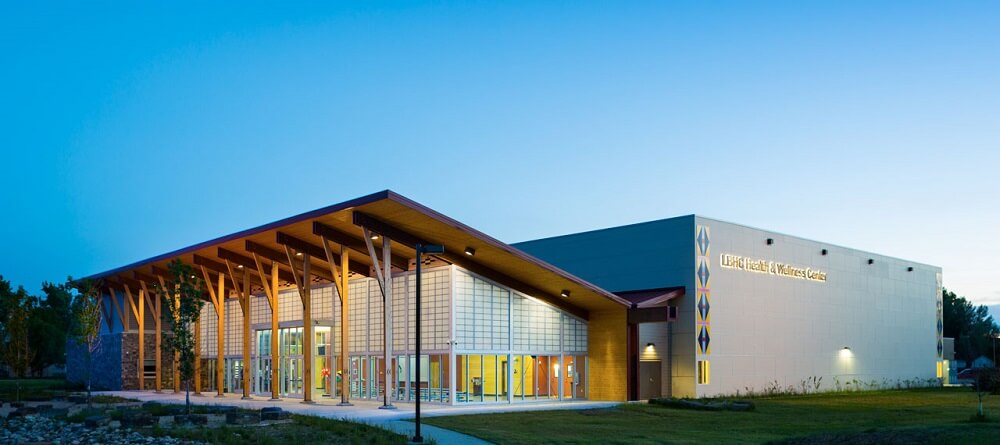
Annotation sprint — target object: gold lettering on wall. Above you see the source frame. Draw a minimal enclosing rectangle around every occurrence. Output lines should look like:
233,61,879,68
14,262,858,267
719,253,828,282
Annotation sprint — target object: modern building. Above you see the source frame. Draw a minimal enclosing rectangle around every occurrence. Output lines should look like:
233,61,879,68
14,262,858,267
68,191,943,403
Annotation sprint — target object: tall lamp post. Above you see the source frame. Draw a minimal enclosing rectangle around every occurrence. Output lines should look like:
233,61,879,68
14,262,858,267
410,243,443,445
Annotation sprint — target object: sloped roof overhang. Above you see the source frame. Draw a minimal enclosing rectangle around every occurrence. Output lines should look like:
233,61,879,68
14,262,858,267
85,190,630,319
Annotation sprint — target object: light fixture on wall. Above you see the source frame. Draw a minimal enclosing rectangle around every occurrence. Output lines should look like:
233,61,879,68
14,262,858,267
370,233,379,240
868,259,874,265
821,249,828,256
296,252,303,257
840,346,853,359
766,238,774,245
464,247,476,256
237,264,244,269
907,266,914,272
646,342,655,348
560,290,571,298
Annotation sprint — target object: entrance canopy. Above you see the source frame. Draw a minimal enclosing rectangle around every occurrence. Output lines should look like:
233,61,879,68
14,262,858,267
85,190,629,318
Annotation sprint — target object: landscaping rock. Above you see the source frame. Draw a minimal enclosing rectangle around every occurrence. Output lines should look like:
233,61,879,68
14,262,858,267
225,411,258,425
83,414,109,428
121,410,156,427
41,408,69,418
173,414,208,426
1,413,206,444
260,407,288,421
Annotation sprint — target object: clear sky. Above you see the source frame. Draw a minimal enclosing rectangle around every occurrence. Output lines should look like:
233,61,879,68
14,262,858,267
1,2,998,308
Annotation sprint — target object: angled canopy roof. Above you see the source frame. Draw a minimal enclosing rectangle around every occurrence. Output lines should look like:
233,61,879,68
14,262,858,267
86,190,630,318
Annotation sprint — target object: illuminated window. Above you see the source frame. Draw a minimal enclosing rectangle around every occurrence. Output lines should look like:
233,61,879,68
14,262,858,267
698,360,710,385
936,361,943,379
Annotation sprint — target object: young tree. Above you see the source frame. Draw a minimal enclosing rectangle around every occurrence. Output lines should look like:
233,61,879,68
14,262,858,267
0,276,36,378
29,281,74,374
159,260,205,414
69,277,103,405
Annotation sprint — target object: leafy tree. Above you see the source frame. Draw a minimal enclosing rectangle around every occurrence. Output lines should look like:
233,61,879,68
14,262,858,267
0,275,36,378
159,260,205,414
943,288,999,364
69,277,103,405
28,281,73,374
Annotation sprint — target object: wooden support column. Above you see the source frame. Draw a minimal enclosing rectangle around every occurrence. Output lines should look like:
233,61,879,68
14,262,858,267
242,269,251,399
173,291,180,393
320,236,351,406
226,260,253,400
364,228,395,409
138,287,146,390
108,285,129,332
340,247,349,405
253,255,281,401
284,246,313,403
194,313,202,394
202,266,226,397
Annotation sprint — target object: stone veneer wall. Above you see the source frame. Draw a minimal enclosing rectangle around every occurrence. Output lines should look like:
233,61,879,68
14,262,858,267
120,332,173,390
67,332,174,391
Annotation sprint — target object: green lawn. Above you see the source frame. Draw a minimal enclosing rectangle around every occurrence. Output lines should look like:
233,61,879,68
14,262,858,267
0,378,69,401
424,387,1000,444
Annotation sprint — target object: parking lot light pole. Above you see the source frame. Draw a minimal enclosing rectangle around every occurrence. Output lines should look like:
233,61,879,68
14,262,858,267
409,243,444,445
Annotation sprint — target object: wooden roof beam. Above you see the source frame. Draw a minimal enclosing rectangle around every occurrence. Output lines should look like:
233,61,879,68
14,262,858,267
194,254,263,288
276,231,370,277
352,211,588,319
312,221,409,270
218,247,297,284
247,239,346,281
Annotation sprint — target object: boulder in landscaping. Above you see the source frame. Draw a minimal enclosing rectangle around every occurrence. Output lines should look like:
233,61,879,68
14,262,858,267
226,411,258,425
84,414,110,428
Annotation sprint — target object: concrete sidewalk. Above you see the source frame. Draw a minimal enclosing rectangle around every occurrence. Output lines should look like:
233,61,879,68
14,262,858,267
98,390,617,444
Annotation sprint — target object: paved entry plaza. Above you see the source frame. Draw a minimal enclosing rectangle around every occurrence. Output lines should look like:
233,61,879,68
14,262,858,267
98,390,617,444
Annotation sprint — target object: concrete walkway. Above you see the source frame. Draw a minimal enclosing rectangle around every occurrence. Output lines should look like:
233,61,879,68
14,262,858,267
98,390,618,444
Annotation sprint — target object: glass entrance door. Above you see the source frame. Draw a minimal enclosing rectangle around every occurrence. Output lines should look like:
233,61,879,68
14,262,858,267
282,356,304,396
254,357,272,395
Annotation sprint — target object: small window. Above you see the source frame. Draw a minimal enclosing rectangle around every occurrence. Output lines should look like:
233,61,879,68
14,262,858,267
697,360,710,385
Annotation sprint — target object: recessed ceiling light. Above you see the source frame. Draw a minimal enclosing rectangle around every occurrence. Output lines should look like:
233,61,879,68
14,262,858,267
560,290,570,298
464,247,476,256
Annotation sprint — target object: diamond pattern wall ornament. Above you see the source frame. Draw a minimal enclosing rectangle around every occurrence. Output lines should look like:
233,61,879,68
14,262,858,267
695,224,712,359
698,261,710,287
698,326,711,354
697,226,709,256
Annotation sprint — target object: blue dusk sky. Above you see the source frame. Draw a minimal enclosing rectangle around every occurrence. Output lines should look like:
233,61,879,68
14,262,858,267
1,2,998,309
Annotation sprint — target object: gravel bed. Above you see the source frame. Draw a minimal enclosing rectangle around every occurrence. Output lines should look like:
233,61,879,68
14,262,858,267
0,415,205,445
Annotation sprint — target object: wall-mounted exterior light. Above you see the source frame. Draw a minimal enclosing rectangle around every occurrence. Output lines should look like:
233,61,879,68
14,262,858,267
821,249,828,256
868,259,874,265
766,238,774,245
